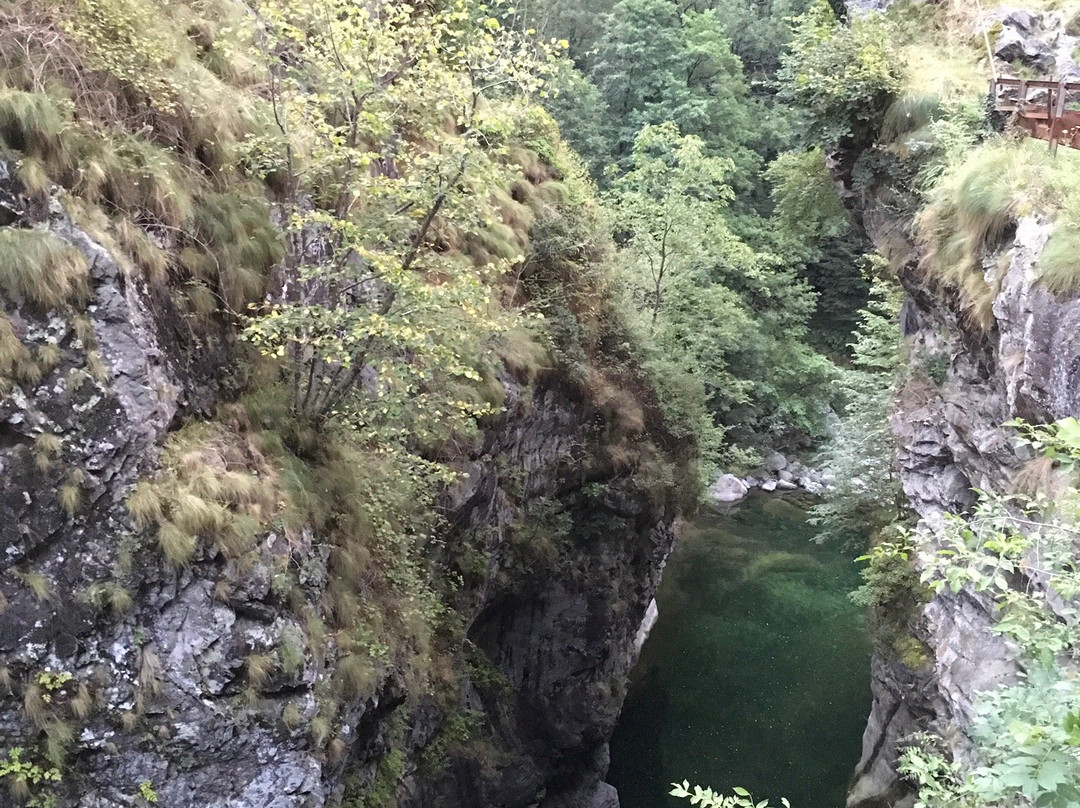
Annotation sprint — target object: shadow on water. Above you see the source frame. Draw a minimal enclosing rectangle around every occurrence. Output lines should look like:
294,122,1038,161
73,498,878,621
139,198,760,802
608,494,871,808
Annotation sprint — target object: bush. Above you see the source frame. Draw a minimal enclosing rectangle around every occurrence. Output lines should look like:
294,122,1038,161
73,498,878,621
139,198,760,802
777,0,904,145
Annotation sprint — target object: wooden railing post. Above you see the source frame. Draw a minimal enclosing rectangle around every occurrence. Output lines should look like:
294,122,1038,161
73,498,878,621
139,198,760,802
1051,79,1068,156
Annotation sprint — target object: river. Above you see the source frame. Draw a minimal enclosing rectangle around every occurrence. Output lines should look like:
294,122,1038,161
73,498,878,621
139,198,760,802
608,494,871,808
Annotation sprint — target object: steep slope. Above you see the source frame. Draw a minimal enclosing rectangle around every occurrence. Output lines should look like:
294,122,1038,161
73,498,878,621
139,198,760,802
0,2,696,806
830,3,1080,805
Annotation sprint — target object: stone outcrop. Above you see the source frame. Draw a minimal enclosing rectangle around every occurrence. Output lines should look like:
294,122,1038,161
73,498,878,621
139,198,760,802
0,159,679,807
985,7,1080,79
843,90,1080,808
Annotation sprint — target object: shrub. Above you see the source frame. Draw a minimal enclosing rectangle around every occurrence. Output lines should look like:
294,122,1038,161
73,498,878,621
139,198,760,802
778,0,904,145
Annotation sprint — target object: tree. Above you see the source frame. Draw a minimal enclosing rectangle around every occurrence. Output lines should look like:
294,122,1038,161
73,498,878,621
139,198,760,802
542,59,612,178
765,147,871,355
589,0,755,174
605,122,735,323
705,0,815,77
809,272,904,545
777,0,903,147
607,123,834,456
242,0,553,441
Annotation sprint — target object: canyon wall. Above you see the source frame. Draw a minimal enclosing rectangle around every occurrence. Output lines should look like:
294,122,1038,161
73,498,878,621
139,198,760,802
843,8,1080,804
0,156,678,808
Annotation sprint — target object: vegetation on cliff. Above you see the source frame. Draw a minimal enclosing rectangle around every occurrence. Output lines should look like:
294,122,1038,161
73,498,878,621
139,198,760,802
0,0,703,803
773,2,1080,807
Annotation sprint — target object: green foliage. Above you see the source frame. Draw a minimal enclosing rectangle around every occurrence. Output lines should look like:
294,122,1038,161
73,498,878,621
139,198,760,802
0,747,60,806
670,781,790,808
778,0,904,145
919,141,1080,325
898,418,1080,808
240,0,556,433
137,780,158,804
542,60,611,178
589,0,756,177
811,274,904,544
606,122,835,459
850,539,929,665
707,0,815,76
347,749,406,808
421,709,484,770
765,148,849,249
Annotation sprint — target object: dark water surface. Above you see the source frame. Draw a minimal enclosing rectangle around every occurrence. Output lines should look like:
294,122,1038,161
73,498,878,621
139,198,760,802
608,495,871,808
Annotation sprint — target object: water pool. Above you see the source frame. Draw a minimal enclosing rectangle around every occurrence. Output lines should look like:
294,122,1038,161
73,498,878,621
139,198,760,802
608,495,871,808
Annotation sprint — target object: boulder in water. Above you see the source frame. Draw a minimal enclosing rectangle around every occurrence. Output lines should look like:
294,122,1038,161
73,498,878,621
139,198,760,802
710,473,749,503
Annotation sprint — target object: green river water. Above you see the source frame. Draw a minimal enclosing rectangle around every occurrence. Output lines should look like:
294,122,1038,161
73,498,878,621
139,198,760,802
608,494,871,808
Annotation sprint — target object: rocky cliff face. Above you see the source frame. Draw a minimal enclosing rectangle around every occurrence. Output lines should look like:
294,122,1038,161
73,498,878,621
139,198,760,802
841,4,1080,792
0,158,677,808
850,209,1080,807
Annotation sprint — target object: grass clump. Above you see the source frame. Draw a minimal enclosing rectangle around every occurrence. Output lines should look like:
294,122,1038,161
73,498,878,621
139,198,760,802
0,87,66,158
0,229,90,310
918,140,1044,327
58,469,85,516
126,479,163,529
33,433,62,472
1037,228,1080,296
15,570,51,601
82,580,133,617
184,191,283,311
244,653,275,688
0,314,34,382
921,139,1080,311
157,521,196,566
143,416,282,567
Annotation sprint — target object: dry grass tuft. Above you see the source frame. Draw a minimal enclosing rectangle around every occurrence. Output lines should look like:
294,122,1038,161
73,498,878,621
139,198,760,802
0,313,34,380
282,701,303,728
44,718,74,766
58,469,85,516
148,419,282,565
84,580,133,617
244,653,275,688
36,342,60,373
0,228,90,311
16,569,51,601
127,479,163,529
33,432,62,472
157,521,197,566
494,326,549,384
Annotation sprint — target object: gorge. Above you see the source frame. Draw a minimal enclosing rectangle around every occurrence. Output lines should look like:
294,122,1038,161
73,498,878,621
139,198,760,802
2,0,1080,807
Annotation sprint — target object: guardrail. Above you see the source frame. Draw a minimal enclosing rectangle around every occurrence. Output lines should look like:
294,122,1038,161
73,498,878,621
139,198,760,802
992,77,1080,154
